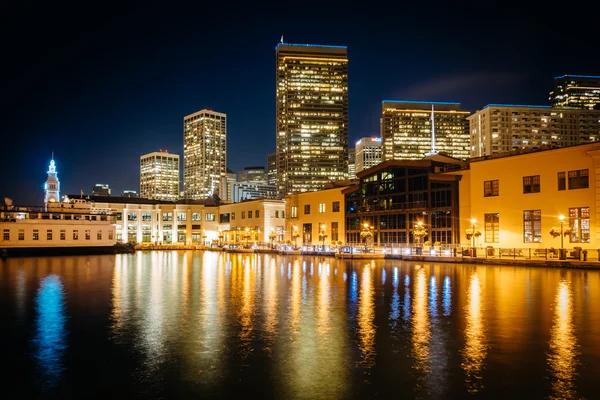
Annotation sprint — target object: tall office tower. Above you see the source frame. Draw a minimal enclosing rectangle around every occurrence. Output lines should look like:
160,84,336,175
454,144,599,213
468,104,600,157
238,166,268,184
276,42,348,197
550,74,600,110
43,156,60,209
347,147,356,179
355,137,382,173
267,152,277,186
381,101,470,161
219,169,237,201
92,184,111,196
121,190,139,198
140,150,180,201
183,109,227,199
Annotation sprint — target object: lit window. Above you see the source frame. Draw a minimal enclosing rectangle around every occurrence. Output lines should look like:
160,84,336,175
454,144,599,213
484,213,499,243
291,206,298,218
60,230,65,240
523,175,540,194
85,230,91,240
18,229,24,241
97,231,102,240
206,213,215,221
47,229,52,241
162,213,173,221
484,180,499,197
73,230,78,240
192,213,201,221
569,207,590,243
568,169,589,189
2,229,9,241
319,203,326,213
177,213,186,221
523,210,541,243
33,230,39,241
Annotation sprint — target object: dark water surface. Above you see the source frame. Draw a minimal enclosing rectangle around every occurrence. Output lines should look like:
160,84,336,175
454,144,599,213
1,251,599,399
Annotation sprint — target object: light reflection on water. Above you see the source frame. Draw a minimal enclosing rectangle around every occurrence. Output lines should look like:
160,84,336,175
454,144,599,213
462,269,487,393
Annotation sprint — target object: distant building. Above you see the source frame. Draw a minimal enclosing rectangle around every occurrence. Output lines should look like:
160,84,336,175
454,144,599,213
347,148,356,179
183,109,227,199
230,182,278,203
237,166,268,184
92,184,111,197
121,190,139,198
140,150,180,201
355,137,382,173
381,101,470,161
468,104,600,157
219,169,236,202
267,152,277,186
276,42,348,196
43,156,60,210
550,74,600,110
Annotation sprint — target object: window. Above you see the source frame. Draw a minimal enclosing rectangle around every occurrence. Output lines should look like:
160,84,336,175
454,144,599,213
33,230,39,240
304,204,311,214
97,231,102,240
484,180,499,197
46,230,52,240
255,210,260,218
484,213,499,243
332,201,340,212
162,212,173,221
206,213,215,221
127,212,137,221
116,212,122,221
59,230,65,240
109,230,114,240
319,203,326,213
569,207,590,243
142,212,152,221
177,213,186,221
523,210,541,243
192,213,201,221
73,230,78,240
231,212,235,220
275,211,279,218
331,222,338,241
18,229,24,241
291,206,298,218
282,211,285,218
85,230,91,240
523,175,540,194
558,172,566,191
3,229,9,241
568,169,589,189
248,210,253,219
242,211,246,219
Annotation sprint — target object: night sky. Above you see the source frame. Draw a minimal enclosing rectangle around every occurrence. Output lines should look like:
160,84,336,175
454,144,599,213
3,1,598,205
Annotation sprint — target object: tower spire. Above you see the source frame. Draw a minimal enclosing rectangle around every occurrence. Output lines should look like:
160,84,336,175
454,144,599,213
280,34,284,44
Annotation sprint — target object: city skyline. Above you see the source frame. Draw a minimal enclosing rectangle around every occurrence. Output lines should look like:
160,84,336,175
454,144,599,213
2,2,599,205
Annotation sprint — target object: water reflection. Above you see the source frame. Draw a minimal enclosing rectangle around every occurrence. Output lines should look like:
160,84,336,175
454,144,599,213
547,278,579,400
411,266,431,382
462,270,487,393
33,274,67,389
357,262,376,367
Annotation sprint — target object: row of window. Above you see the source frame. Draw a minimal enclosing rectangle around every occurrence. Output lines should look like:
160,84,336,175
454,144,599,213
230,210,284,220
300,222,340,242
484,169,589,197
2,229,114,241
120,212,208,222
290,201,341,217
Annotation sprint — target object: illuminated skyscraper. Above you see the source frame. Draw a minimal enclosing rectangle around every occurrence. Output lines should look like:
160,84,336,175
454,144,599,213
267,152,277,186
276,42,348,196
43,155,60,209
381,101,470,161
140,150,180,201
347,147,356,179
183,109,227,199
355,137,382,173
550,75,600,110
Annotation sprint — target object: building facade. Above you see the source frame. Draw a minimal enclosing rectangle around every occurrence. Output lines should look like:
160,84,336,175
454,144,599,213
267,152,277,186
92,184,111,196
140,150,180,201
237,166,268,184
43,158,60,209
219,199,286,244
219,169,237,202
550,74,600,110
183,109,227,199
348,147,356,179
468,104,600,157
381,101,470,161
121,190,139,198
355,137,382,174
276,43,349,197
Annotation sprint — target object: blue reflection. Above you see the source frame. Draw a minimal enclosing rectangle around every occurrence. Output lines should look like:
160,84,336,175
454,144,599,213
393,267,398,288
381,268,386,285
430,276,438,318
403,274,411,321
33,275,67,388
350,271,358,303
390,267,400,324
443,276,451,316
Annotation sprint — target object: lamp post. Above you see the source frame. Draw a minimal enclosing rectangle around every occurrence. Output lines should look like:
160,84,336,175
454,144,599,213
292,225,299,249
559,215,565,259
361,222,373,251
470,218,477,257
319,224,327,250
245,227,250,247
269,228,276,249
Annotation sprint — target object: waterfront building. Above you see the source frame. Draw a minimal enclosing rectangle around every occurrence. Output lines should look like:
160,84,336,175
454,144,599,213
275,42,349,197
285,186,348,247
348,147,356,179
267,152,277,186
92,184,111,197
121,190,139,198
140,150,180,201
550,74,600,110
355,137,382,174
237,166,268,184
43,157,60,209
219,199,286,244
381,101,470,161
468,104,600,157
183,109,227,199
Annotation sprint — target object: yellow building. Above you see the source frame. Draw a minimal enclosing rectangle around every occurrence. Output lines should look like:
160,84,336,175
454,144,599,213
452,143,600,253
285,186,348,247
218,199,285,246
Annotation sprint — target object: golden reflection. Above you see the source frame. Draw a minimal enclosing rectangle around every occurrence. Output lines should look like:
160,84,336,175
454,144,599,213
411,266,430,375
238,255,256,358
357,262,376,367
548,278,579,400
316,260,331,338
462,270,486,393
263,257,279,346
289,259,302,342
110,255,129,336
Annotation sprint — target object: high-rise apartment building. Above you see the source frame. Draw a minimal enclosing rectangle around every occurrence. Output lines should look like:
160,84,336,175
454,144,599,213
183,109,227,199
355,137,382,173
219,169,236,202
140,150,180,201
550,74,600,110
381,101,470,161
276,42,348,197
468,104,600,157
237,166,268,184
92,184,111,196
347,147,356,179
267,152,277,186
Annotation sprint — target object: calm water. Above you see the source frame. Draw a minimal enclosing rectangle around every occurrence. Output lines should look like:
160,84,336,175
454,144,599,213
1,252,599,399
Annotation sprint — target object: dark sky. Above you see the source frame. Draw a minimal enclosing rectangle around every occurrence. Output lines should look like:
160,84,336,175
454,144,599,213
2,1,598,205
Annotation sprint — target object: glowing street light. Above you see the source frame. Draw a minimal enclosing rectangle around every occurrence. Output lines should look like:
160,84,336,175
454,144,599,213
319,224,327,249
292,225,300,249
559,215,565,259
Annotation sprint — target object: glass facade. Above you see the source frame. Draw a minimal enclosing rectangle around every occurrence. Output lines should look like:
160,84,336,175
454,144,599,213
140,151,180,201
550,75,600,110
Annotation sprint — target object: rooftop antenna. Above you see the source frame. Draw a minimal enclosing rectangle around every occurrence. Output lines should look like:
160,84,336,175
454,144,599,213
280,34,284,44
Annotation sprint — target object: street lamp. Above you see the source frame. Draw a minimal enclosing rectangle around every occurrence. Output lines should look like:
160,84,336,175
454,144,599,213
361,222,373,251
269,228,277,249
319,224,327,249
470,219,477,249
559,215,565,259
413,221,427,255
292,225,300,249
244,227,250,247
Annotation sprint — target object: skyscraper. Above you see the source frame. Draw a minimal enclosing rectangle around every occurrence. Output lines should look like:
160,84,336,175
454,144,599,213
140,150,180,201
550,75,600,110
267,152,277,186
381,101,470,161
43,156,60,209
183,109,227,199
276,42,348,197
355,137,382,173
